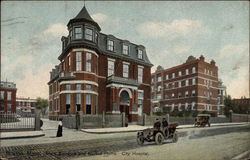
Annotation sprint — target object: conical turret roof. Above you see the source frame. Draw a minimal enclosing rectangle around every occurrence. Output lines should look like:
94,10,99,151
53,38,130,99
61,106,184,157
67,6,101,31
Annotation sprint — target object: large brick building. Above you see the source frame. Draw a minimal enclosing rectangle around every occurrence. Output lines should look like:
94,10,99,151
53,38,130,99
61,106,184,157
0,81,17,113
16,97,36,114
151,55,221,115
48,6,153,122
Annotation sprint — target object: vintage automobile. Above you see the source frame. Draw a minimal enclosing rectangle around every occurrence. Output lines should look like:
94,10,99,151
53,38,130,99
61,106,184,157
194,114,211,127
137,123,178,145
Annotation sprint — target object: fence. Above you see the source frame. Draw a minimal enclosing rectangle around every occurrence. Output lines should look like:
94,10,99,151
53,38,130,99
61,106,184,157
56,112,124,129
232,113,250,122
138,114,230,126
0,111,41,132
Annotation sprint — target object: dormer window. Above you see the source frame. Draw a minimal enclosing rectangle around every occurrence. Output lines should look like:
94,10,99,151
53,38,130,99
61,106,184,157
74,27,82,39
85,28,93,41
123,45,129,55
107,40,114,51
69,30,73,42
138,49,143,59
95,33,98,43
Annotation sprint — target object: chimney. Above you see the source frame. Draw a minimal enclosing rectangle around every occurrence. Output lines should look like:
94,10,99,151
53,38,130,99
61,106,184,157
210,59,216,66
199,55,205,61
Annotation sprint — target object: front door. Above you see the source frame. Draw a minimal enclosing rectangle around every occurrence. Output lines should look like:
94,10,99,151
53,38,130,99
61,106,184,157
120,105,131,122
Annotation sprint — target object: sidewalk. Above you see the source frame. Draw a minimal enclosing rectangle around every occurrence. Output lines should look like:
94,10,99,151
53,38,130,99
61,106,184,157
81,122,248,134
0,131,45,139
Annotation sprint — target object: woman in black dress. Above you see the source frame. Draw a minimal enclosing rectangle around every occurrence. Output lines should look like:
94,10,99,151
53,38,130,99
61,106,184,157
56,118,63,137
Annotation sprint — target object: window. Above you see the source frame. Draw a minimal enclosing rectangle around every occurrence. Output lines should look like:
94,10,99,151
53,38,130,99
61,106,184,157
74,27,82,39
7,92,12,101
172,93,175,97
123,63,129,78
76,52,82,71
123,45,129,55
178,71,182,76
0,91,4,100
166,74,169,80
69,30,73,41
107,40,114,51
66,84,71,90
76,84,81,90
157,76,162,82
151,78,154,83
178,81,181,88
138,67,143,83
86,84,92,90
157,94,162,100
185,103,188,110
186,69,189,75
95,33,98,43
157,85,161,91
138,91,144,99
192,67,196,73
66,94,71,104
178,103,182,111
192,78,196,85
86,94,92,114
0,103,4,112
85,28,93,41
68,56,71,71
86,53,92,72
138,49,143,59
192,90,196,96
63,61,65,71
185,91,189,97
192,102,196,110
186,79,189,86
76,93,81,111
108,59,115,76
172,104,175,111
7,104,12,112
172,73,175,79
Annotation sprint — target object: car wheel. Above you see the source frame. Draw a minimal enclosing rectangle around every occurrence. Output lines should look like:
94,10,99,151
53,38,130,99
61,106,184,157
137,136,144,145
172,133,178,143
155,132,164,145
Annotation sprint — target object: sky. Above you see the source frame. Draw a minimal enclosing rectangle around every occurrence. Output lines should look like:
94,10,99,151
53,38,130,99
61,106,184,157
1,1,249,99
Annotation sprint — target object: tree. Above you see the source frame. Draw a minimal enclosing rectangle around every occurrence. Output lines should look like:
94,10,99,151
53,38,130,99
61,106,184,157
224,95,233,117
36,97,48,116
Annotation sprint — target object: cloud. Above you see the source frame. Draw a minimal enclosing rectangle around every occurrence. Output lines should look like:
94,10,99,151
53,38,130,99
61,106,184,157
217,43,249,98
15,64,54,99
91,13,108,24
137,19,209,40
219,44,248,59
43,24,68,37
221,65,249,98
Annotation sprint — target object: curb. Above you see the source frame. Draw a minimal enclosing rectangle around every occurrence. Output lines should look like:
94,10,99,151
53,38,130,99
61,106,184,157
231,150,250,160
0,133,45,140
81,123,249,134
81,129,143,134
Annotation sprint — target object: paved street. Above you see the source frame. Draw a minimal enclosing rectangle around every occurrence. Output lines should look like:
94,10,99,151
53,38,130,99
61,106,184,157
0,119,249,160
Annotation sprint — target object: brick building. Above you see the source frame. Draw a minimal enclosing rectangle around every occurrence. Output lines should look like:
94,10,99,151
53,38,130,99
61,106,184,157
16,97,36,114
232,98,250,107
0,81,17,113
217,79,227,115
48,6,153,122
151,55,221,115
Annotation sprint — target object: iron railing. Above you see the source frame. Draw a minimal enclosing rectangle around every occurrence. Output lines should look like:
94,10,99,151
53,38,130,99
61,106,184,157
0,113,35,131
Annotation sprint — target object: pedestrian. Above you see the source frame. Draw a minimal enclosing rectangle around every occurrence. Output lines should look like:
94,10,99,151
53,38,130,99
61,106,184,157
56,118,63,137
